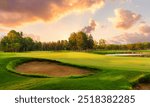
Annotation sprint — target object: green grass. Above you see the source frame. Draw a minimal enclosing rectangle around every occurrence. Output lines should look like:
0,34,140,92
89,50,134,54
88,50,150,54
0,51,150,90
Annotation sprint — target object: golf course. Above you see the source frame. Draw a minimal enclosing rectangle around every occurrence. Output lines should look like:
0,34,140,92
0,0,150,91
0,51,150,90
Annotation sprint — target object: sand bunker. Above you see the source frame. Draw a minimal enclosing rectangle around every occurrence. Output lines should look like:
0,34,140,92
16,61,93,77
134,83,150,90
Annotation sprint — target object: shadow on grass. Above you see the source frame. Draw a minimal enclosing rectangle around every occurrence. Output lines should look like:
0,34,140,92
132,74,150,90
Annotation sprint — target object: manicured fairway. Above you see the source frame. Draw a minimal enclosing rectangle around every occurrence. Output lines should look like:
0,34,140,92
0,51,150,90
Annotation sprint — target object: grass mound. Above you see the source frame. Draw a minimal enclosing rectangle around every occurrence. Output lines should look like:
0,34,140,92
138,74,150,83
132,74,150,90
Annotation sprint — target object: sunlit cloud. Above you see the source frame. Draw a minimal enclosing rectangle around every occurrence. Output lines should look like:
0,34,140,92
107,23,150,44
108,8,141,29
0,0,105,27
139,24,150,35
107,33,150,44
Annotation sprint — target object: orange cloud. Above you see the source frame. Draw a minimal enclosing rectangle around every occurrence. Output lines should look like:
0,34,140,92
108,8,141,29
0,0,105,27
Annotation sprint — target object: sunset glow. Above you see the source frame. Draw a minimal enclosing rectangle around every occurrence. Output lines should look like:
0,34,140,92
0,0,150,44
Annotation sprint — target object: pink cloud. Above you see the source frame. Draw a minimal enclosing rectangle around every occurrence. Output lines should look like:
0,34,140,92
107,33,150,44
108,8,141,29
82,19,98,34
139,24,150,35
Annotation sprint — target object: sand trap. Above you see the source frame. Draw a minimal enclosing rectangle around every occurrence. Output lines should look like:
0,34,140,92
16,61,93,77
134,83,150,90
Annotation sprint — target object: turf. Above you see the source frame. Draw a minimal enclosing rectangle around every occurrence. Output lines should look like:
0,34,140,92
0,51,150,90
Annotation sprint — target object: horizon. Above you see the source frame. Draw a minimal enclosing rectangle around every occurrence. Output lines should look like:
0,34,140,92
0,0,150,44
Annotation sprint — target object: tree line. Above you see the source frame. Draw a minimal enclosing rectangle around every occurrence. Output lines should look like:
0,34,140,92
0,30,94,52
0,30,150,52
0,30,38,52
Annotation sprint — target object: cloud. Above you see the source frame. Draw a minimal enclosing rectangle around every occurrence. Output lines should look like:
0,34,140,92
139,24,150,35
107,23,150,44
108,8,141,29
0,0,105,27
82,19,98,34
107,33,150,44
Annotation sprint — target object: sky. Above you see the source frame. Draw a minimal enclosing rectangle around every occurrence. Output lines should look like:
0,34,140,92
0,0,150,44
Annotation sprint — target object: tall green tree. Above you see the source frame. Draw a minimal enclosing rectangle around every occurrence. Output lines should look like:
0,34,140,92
22,37,34,51
68,32,77,50
0,30,23,52
76,31,88,50
68,31,93,50
87,34,94,49
99,39,106,49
